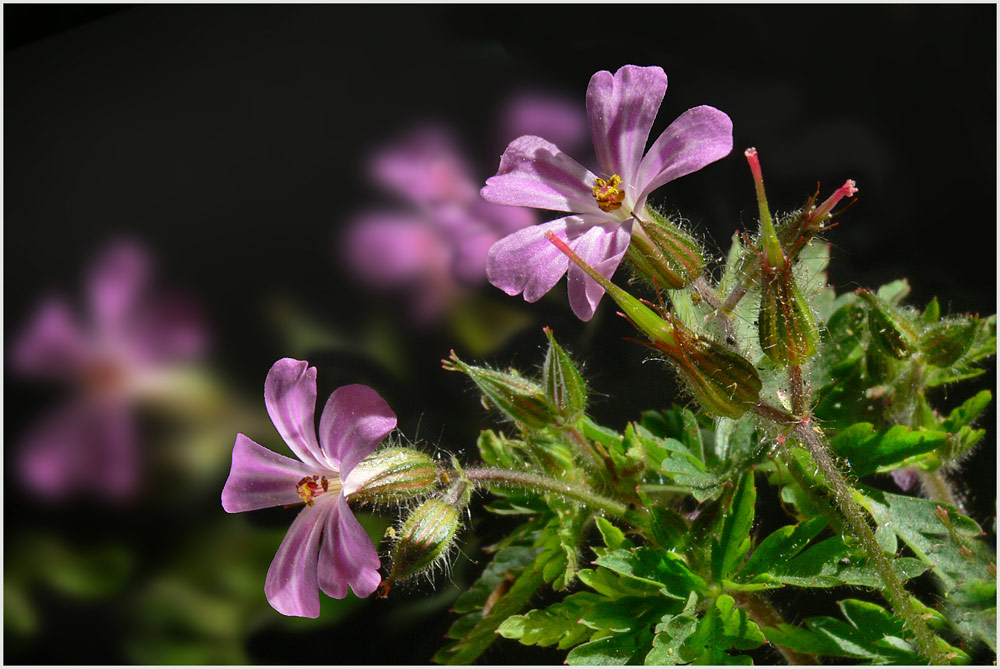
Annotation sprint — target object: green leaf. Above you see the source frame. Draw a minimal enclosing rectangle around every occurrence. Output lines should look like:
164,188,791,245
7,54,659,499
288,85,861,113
628,424,721,502
861,487,996,651
737,516,827,581
679,594,766,664
712,470,756,580
569,596,678,665
876,278,911,305
830,423,949,476
594,547,709,601
594,517,633,552
763,598,969,664
940,390,992,433
434,521,550,664
498,591,603,650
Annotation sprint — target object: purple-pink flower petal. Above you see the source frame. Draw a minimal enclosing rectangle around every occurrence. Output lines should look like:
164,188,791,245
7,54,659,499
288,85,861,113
318,495,381,599
345,214,447,286
318,384,396,478
634,105,734,210
125,294,207,364
565,221,634,321
264,358,325,470
481,136,601,215
485,217,578,303
264,501,327,618
19,398,136,501
369,126,478,206
586,65,668,187
86,241,151,342
11,297,89,379
501,92,589,155
221,433,316,513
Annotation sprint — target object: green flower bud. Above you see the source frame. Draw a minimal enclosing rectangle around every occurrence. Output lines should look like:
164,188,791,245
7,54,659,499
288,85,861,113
443,350,553,430
386,494,463,585
857,289,919,359
665,320,764,419
348,447,440,504
543,231,762,419
919,316,980,368
542,327,587,424
758,263,820,366
626,208,704,290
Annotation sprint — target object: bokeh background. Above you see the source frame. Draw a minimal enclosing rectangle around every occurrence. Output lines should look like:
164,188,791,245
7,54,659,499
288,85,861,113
5,4,995,664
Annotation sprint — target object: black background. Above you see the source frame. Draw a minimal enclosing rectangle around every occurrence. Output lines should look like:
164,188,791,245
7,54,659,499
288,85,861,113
5,4,996,664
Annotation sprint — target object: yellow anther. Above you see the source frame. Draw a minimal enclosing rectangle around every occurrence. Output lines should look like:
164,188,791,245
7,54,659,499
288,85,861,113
593,174,626,212
295,475,339,506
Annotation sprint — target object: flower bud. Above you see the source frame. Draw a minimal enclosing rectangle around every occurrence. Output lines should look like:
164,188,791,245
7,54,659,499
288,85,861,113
543,231,761,419
626,208,704,290
857,289,919,359
348,447,440,504
666,320,764,419
758,263,820,366
443,350,553,430
542,327,587,424
919,316,980,368
386,494,463,585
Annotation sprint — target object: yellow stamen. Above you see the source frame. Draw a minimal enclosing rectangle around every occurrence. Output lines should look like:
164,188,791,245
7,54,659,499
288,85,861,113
295,474,340,506
593,174,626,212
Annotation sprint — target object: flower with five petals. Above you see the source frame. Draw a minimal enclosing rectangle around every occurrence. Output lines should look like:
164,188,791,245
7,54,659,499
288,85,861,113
481,65,733,321
221,358,396,617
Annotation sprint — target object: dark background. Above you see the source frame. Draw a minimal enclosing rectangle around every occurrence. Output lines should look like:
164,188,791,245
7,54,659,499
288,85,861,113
5,4,996,664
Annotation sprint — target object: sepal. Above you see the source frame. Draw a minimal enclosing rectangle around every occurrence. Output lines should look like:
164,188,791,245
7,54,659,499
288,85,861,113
443,350,553,430
626,208,704,290
542,327,587,425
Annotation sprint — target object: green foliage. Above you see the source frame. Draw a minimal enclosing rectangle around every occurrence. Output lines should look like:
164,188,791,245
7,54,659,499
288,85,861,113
426,172,996,666
763,598,969,664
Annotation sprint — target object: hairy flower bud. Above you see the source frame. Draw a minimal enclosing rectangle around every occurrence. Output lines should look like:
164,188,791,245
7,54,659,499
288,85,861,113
664,320,764,419
919,316,980,368
443,350,553,430
626,208,704,290
857,289,919,359
349,447,440,504
758,263,820,366
543,231,761,419
542,327,587,424
386,492,464,585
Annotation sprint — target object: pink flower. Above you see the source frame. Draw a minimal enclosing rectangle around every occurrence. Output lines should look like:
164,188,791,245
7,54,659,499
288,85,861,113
11,240,205,500
221,358,396,617
481,65,733,321
344,125,535,322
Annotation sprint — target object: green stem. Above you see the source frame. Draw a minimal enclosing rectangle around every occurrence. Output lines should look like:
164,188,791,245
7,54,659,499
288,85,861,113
692,276,737,346
753,401,947,663
916,469,965,513
785,418,947,664
461,467,641,526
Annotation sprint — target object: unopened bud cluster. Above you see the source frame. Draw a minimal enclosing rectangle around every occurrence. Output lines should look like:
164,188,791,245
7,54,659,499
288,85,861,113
443,329,588,430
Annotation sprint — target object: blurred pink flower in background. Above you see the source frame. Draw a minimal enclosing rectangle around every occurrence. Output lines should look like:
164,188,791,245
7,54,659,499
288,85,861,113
10,240,207,501
342,93,587,323
500,91,590,156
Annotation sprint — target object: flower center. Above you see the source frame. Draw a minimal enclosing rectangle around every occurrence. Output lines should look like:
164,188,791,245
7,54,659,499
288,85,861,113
295,474,342,505
593,174,626,213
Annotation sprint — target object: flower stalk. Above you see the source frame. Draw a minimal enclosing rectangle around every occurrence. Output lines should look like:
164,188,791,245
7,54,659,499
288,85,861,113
754,402,950,664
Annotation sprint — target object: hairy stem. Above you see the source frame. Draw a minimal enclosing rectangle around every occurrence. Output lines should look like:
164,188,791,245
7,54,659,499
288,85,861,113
917,468,966,514
461,467,642,527
788,364,807,417
784,417,947,664
731,592,819,665
692,276,737,345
